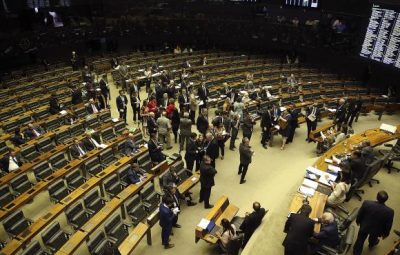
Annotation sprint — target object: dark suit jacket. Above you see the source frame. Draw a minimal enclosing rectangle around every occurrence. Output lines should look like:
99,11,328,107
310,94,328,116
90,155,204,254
123,140,137,155
196,115,209,134
239,143,253,165
116,95,128,111
0,155,22,173
199,162,217,188
197,86,209,102
314,222,340,248
261,110,272,129
305,106,320,123
283,213,315,255
25,126,45,139
242,117,254,137
147,118,158,134
162,171,181,188
335,105,347,123
350,157,365,181
179,118,192,136
82,138,96,151
126,169,142,184
49,97,61,114
240,208,266,240
86,103,101,114
185,138,197,160
148,139,165,163
70,143,87,158
159,203,175,229
99,79,109,96
357,200,394,237
71,89,83,105
178,94,189,108
205,139,219,159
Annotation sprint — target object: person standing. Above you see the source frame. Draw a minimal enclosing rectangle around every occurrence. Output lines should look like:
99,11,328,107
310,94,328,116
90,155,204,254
205,133,219,168
116,90,128,123
130,91,140,123
305,103,319,142
197,81,209,111
346,96,363,127
283,204,315,255
334,98,347,131
179,112,192,152
170,107,180,144
260,107,272,149
185,133,198,171
229,113,240,151
240,202,266,248
159,196,178,249
197,109,209,136
242,112,255,140
353,191,394,255
199,155,217,209
157,112,172,150
99,74,110,107
238,137,254,184
189,93,197,124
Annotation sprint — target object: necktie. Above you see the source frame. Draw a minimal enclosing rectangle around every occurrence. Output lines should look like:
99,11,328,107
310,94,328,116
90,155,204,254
92,104,98,113
12,157,18,164
77,145,85,156
33,128,40,137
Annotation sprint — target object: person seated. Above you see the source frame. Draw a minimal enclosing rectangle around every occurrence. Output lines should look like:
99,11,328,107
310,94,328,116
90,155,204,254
239,202,266,248
327,172,351,206
349,150,365,184
360,140,375,164
216,218,237,253
49,93,62,114
70,138,87,158
25,123,45,139
122,133,138,155
0,150,22,173
86,98,101,114
83,133,104,151
126,163,147,184
148,132,165,164
162,167,196,206
311,212,340,253
11,128,26,146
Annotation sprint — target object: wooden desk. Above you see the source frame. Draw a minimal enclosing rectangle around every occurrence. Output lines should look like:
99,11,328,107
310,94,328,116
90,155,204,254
178,173,200,194
195,196,239,244
118,223,150,255
309,123,336,142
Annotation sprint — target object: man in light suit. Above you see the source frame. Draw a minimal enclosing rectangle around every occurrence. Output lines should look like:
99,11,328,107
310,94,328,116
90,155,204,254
179,112,192,152
157,112,172,150
159,195,178,249
353,191,394,255
116,90,128,122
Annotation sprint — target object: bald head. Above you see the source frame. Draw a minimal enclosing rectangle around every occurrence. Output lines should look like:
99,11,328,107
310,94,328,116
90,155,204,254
321,212,334,224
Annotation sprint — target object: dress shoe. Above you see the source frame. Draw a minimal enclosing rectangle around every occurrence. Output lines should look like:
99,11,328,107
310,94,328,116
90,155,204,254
205,205,214,209
229,148,235,151
263,145,268,149
394,230,400,237
173,224,182,228
238,171,242,175
368,239,379,248
187,201,197,206
167,146,173,150
240,180,246,184
164,244,175,249
199,199,204,203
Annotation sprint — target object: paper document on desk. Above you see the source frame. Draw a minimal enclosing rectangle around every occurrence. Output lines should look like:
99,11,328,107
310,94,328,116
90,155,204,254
306,166,337,185
191,176,198,182
332,155,341,164
198,218,210,229
99,144,108,149
327,108,337,113
380,123,397,134
299,185,315,196
302,178,318,190
59,110,68,116
328,164,341,173
325,158,333,164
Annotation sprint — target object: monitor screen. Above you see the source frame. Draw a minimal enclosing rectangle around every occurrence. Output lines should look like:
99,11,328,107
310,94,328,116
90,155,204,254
360,4,400,68
284,0,319,8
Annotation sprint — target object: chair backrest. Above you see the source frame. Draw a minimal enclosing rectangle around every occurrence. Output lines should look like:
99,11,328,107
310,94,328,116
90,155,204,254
3,210,26,235
49,151,68,169
45,118,62,130
101,127,115,141
0,185,13,207
0,140,9,155
340,207,359,231
10,174,31,193
99,111,111,123
55,130,71,144
32,161,52,181
70,123,85,136
103,174,118,191
86,116,99,129
87,231,108,255
20,145,38,160
84,189,100,205
74,107,87,118
141,184,155,199
365,158,383,184
125,195,141,213
48,179,68,202
20,240,43,255
84,157,102,175
65,168,82,183
41,221,61,244
117,164,130,184
37,137,54,152
104,213,122,234
114,121,126,134
99,148,114,164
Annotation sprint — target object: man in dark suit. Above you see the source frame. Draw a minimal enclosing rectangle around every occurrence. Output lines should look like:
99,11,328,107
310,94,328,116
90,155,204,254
71,86,83,105
230,113,240,150
49,93,61,114
185,133,198,171
179,112,192,152
82,133,100,151
240,202,266,248
70,138,87,159
123,133,138,155
147,112,158,135
349,150,366,183
305,103,319,142
196,109,209,136
205,133,219,168
353,191,394,255
260,107,272,149
159,196,177,249
148,133,165,164
346,96,363,127
99,75,110,106
335,98,347,131
283,204,315,255
199,155,217,209
116,90,128,122
242,112,255,140
126,163,146,184
86,99,101,114
0,150,22,173
238,137,254,184
178,90,189,113
313,212,340,251
197,82,209,110
162,169,196,207
25,123,45,139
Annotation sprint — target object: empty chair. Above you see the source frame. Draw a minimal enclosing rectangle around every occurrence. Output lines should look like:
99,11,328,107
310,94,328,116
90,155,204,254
0,140,9,156
176,168,191,185
83,157,103,176
65,202,91,230
83,189,105,215
0,185,15,208
86,116,99,129
55,129,72,144
3,210,31,236
41,222,69,252
103,174,123,198
20,144,41,161
33,108,50,120
99,148,116,166
114,121,126,134
117,164,131,187
21,240,49,255
104,214,128,246
74,107,87,118
70,123,85,137
133,133,144,145
125,195,147,226
10,174,33,195
65,168,86,190
33,161,53,181
99,111,111,123
87,231,111,255
2,121,18,133
48,179,69,203
100,127,115,141
49,152,69,169
140,184,160,212
45,118,62,131
37,137,55,152
137,154,152,172
19,115,33,126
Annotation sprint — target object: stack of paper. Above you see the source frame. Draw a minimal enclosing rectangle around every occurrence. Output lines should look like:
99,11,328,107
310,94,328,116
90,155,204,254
380,123,397,134
328,164,341,173
299,185,315,196
198,218,210,229
325,158,333,164
302,178,319,189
